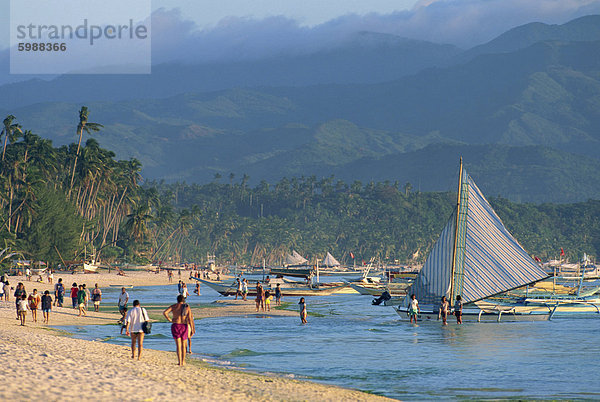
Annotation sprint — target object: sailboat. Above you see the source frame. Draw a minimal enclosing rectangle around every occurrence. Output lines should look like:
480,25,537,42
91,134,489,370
397,159,551,322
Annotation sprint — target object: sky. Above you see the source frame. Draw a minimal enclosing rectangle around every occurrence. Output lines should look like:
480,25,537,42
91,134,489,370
3,0,600,65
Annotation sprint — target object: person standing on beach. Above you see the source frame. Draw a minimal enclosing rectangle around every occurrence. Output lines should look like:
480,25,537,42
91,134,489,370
299,297,307,324
118,287,129,322
3,281,9,301
235,278,242,300
77,285,87,317
242,278,248,301
41,290,52,324
70,283,78,309
163,295,195,366
83,284,91,310
125,300,149,360
18,294,27,325
54,279,65,307
438,296,449,325
275,283,282,306
409,294,420,324
454,295,463,324
92,284,102,312
28,289,41,323
14,283,26,319
255,282,264,312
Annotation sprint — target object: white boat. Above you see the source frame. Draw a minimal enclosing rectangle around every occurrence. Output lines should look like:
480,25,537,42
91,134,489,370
396,159,550,322
83,262,99,273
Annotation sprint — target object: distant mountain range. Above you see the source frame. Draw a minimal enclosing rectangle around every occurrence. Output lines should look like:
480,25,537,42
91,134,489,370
3,15,600,203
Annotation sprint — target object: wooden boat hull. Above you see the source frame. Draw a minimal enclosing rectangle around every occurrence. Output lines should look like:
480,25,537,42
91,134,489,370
191,278,348,297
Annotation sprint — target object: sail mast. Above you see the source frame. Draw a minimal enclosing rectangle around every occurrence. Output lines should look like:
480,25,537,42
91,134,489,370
449,157,463,304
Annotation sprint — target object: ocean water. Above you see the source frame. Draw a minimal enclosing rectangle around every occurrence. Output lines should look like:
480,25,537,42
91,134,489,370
62,282,600,400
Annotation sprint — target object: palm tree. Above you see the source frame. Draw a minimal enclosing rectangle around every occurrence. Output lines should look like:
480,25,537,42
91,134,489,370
68,106,103,198
1,115,22,161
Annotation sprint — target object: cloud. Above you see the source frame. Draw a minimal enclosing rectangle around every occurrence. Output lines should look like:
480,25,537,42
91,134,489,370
150,0,600,64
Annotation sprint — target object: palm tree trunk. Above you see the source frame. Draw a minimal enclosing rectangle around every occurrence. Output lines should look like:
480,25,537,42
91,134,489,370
68,126,84,199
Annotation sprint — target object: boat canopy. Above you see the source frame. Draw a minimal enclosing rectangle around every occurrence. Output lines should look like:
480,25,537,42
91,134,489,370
404,166,548,307
322,252,341,267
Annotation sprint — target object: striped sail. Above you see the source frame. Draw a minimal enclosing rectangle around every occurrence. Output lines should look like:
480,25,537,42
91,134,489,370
404,211,455,306
404,168,548,307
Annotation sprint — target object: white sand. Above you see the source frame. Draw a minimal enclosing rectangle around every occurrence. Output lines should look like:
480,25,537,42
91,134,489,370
0,272,390,401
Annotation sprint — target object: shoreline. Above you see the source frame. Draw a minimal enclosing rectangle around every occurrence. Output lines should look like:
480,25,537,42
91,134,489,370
0,271,390,401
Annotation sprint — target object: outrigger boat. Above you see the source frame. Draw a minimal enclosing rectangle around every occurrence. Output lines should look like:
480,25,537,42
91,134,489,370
191,277,349,297
397,159,551,322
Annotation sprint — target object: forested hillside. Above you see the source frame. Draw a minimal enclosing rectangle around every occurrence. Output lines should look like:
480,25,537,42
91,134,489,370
2,17,600,203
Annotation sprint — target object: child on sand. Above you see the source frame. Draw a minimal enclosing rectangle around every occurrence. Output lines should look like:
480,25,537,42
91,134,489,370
409,294,420,324
264,290,272,312
41,290,52,324
18,294,27,326
299,297,307,324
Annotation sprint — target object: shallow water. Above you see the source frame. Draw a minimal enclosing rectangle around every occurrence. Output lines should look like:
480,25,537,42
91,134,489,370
62,282,600,400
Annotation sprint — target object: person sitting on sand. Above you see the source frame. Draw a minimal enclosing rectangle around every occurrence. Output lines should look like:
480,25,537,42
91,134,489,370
18,294,27,326
124,300,149,360
41,290,52,324
28,289,41,323
163,295,195,366
77,285,87,317
299,297,307,324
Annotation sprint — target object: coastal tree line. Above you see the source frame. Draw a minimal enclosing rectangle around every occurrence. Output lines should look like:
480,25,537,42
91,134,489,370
0,108,599,269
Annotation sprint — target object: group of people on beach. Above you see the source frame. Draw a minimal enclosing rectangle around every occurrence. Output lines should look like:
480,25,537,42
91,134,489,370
408,293,463,325
1,277,53,325
2,276,105,326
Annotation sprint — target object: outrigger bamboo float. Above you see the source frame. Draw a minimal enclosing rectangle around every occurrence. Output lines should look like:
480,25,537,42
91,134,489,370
191,277,349,297
397,159,553,322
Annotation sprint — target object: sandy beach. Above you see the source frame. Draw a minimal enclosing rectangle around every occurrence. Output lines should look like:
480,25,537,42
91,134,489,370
0,271,390,401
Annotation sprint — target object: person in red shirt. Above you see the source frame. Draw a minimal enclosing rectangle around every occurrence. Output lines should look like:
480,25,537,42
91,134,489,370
70,283,78,309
